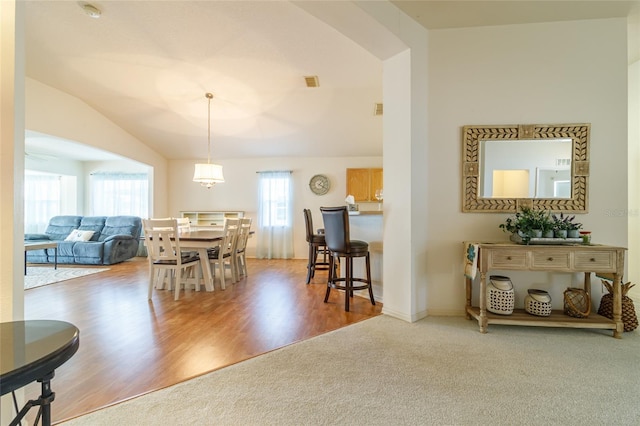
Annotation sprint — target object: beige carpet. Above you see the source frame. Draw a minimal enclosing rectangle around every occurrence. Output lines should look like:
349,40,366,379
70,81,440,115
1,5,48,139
25,266,109,290
60,314,640,426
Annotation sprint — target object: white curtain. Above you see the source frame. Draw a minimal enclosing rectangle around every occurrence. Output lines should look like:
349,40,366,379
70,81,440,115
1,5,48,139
90,172,149,217
24,172,61,233
256,171,294,259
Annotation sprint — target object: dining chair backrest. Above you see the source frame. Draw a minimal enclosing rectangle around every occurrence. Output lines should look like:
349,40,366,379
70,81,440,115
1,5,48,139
176,217,191,233
236,217,252,252
220,218,240,257
319,206,350,254
143,218,183,263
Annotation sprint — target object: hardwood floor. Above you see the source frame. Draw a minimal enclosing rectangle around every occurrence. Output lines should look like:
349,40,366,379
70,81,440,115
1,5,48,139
23,257,382,424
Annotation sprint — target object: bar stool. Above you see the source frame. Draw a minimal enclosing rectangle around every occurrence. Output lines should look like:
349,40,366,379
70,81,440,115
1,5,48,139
320,206,375,312
303,209,329,284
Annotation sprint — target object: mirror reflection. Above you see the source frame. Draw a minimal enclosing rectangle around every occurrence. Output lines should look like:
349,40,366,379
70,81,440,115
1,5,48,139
479,138,572,199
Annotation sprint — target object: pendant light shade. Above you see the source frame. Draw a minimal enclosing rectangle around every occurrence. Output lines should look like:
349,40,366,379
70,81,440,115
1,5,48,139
193,92,225,188
193,163,225,187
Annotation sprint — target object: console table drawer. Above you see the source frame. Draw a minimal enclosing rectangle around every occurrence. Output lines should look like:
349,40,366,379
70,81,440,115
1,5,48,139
487,250,527,268
574,251,615,271
531,250,571,269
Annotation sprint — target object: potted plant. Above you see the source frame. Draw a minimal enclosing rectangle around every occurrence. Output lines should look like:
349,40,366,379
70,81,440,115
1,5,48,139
499,207,551,243
551,213,582,238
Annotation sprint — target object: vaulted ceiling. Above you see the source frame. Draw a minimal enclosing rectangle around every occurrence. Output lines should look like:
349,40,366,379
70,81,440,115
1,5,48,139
23,1,637,161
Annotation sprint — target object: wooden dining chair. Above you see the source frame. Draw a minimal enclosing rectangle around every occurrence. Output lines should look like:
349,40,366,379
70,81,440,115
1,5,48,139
233,217,252,280
143,218,201,300
208,218,239,289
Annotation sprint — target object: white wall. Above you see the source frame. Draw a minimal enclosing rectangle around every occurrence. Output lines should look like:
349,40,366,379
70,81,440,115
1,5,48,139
628,8,640,299
427,18,628,314
25,78,170,217
169,157,382,259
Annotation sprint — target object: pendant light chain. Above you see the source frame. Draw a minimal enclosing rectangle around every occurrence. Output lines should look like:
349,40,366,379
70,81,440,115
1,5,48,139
206,92,213,164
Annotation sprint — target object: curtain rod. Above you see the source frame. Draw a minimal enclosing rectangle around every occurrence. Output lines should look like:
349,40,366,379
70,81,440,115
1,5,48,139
255,170,293,174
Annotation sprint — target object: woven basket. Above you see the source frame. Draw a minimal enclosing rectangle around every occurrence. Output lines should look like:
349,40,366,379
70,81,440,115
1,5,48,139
598,280,638,332
564,287,591,318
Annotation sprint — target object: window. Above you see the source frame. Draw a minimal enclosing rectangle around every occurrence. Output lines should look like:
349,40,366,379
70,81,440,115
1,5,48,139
24,171,77,233
90,172,149,217
256,171,293,259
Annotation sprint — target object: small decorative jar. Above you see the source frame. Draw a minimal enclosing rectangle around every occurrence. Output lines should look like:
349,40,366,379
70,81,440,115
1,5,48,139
525,289,552,317
579,231,591,245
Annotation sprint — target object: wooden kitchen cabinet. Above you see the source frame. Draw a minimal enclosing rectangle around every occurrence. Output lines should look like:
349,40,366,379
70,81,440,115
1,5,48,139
346,168,383,202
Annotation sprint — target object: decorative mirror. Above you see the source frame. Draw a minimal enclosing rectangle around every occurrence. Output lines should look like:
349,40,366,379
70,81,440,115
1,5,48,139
462,123,590,213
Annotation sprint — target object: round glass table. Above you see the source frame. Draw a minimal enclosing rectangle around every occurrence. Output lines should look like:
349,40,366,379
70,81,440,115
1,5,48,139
1,320,79,426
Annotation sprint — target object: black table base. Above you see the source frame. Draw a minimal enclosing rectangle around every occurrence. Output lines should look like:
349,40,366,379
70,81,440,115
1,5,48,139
10,372,55,426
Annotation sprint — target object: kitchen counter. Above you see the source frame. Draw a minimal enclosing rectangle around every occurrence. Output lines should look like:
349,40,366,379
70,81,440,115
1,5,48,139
348,210,383,216
347,212,383,301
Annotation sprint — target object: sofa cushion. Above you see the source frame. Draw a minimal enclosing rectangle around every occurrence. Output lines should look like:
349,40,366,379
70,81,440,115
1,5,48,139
99,216,142,241
45,216,83,241
64,229,95,242
78,216,106,241
73,242,104,264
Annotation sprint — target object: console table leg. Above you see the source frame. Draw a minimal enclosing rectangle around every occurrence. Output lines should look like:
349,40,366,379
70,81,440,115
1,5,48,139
613,273,623,338
465,277,472,319
478,272,488,333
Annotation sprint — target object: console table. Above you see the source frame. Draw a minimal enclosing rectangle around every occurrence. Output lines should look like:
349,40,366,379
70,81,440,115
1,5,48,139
0,320,79,426
464,242,626,338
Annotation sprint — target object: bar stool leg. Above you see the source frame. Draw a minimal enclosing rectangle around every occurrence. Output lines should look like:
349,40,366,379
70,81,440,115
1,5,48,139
345,256,352,312
324,253,334,302
306,243,315,284
366,252,375,305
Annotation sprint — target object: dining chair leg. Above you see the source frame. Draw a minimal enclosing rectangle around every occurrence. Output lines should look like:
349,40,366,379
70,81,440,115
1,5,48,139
174,269,182,301
219,261,226,290
147,268,155,299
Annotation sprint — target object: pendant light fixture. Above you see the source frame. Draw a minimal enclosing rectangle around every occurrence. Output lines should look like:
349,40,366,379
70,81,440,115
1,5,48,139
193,92,225,188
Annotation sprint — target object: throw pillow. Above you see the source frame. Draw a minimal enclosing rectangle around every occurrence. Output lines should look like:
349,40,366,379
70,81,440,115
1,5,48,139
65,229,95,242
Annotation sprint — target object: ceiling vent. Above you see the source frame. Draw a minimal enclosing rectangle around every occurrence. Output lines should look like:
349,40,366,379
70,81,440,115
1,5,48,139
373,103,383,116
304,76,319,88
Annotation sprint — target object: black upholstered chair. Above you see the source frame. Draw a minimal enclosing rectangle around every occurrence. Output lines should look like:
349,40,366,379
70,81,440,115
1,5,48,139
303,209,329,284
320,206,375,312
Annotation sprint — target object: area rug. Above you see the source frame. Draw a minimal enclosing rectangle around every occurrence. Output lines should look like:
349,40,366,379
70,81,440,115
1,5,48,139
25,267,109,290
60,314,640,426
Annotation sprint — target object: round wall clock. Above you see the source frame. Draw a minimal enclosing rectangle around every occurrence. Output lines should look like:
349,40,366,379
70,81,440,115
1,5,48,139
309,174,330,195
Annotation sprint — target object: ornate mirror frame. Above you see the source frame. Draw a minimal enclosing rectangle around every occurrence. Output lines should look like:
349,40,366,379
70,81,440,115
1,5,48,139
462,123,590,213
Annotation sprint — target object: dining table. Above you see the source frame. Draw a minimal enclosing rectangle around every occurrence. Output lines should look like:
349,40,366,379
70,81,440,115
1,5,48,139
178,230,224,292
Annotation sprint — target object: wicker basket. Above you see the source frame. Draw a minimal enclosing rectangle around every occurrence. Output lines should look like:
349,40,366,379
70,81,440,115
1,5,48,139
525,289,552,317
598,279,638,332
486,275,514,315
564,287,591,318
